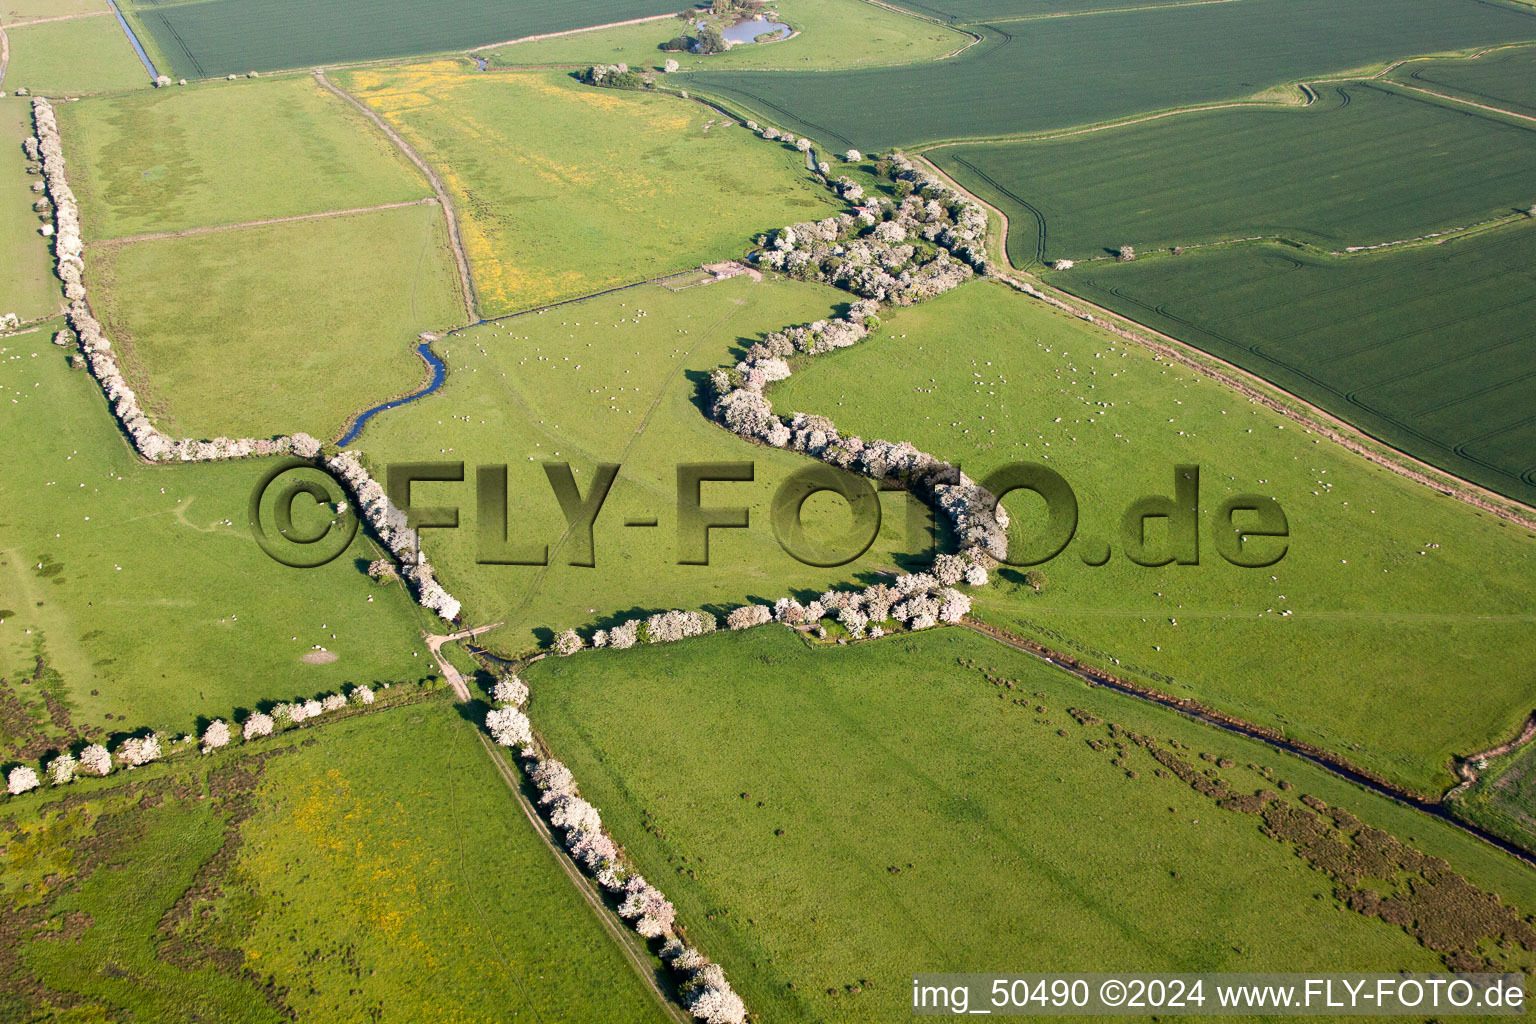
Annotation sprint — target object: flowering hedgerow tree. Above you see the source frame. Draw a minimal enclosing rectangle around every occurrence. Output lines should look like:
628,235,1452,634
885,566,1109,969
486,706,533,747
243,713,274,740
79,743,112,777
202,719,230,751
7,765,40,795
47,752,76,786
349,685,375,705
117,734,162,769
492,674,529,707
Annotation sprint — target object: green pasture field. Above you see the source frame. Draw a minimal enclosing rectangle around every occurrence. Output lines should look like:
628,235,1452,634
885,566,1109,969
353,274,937,654
88,203,464,441
1454,739,1536,853
0,316,433,746
337,64,839,315
0,99,58,322
56,75,432,241
1,0,107,23
0,14,148,94
0,701,673,1023
1051,227,1536,507
932,83,1536,265
482,0,970,72
1393,44,1536,117
685,0,1536,151
768,280,1536,793
121,0,682,80
529,625,1536,1023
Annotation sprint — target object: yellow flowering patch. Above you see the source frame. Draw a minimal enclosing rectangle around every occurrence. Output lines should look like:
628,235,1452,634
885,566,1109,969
336,65,838,315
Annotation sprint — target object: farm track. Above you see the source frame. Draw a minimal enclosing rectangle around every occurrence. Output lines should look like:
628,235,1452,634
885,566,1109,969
473,730,693,1024
912,153,1536,531
85,197,439,247
313,70,479,327
3,10,112,27
959,619,1536,865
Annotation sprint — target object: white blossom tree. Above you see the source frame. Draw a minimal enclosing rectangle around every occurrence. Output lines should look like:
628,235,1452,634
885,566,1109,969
349,685,375,705
491,675,529,706
486,706,533,747
202,719,231,751
243,713,274,740
8,765,40,795
47,752,76,786
553,629,583,656
79,743,112,776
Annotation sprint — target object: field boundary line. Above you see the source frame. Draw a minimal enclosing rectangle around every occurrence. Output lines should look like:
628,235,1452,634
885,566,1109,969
959,618,1536,864
4,10,112,27
0,24,9,87
473,729,692,1024
314,70,478,327
85,197,439,247
977,0,1248,25
913,152,1536,529
1385,79,1536,123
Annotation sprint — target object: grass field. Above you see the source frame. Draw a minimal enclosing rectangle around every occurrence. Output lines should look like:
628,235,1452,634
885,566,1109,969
55,76,433,241
933,83,1536,265
482,0,970,72
88,204,464,441
1051,228,1536,507
528,626,1536,1022
686,0,1536,151
338,63,840,315
0,99,58,322
122,0,683,80
1,14,148,94
1,0,108,23
0,702,674,1023
768,280,1536,793
0,316,434,745
353,274,936,653
1393,43,1536,117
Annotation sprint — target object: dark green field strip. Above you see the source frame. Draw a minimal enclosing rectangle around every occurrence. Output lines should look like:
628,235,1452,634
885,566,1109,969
1397,45,1536,118
1053,228,1536,505
128,0,683,79
686,0,1536,151
933,83,1536,264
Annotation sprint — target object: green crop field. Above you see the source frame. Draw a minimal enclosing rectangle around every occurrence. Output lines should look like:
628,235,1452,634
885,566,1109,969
686,0,1536,151
0,702,674,1023
0,99,59,322
482,0,971,72
932,83,1536,265
55,76,433,241
768,280,1536,793
1051,228,1536,507
0,14,148,94
0,317,434,744
121,0,683,80
337,64,839,315
1393,43,1536,117
353,274,936,654
88,204,464,441
528,626,1536,1023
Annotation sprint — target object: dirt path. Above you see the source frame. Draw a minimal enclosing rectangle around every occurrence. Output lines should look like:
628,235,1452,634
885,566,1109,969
0,25,10,88
4,10,111,27
473,731,691,1024
1389,80,1536,124
86,198,438,247
314,70,479,326
425,621,505,700
913,153,1536,531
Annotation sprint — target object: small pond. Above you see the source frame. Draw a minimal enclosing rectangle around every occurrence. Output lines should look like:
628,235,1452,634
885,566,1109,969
721,20,791,45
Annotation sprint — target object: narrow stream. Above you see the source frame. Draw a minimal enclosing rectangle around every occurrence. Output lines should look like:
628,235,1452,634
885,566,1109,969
107,0,160,82
337,341,447,446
